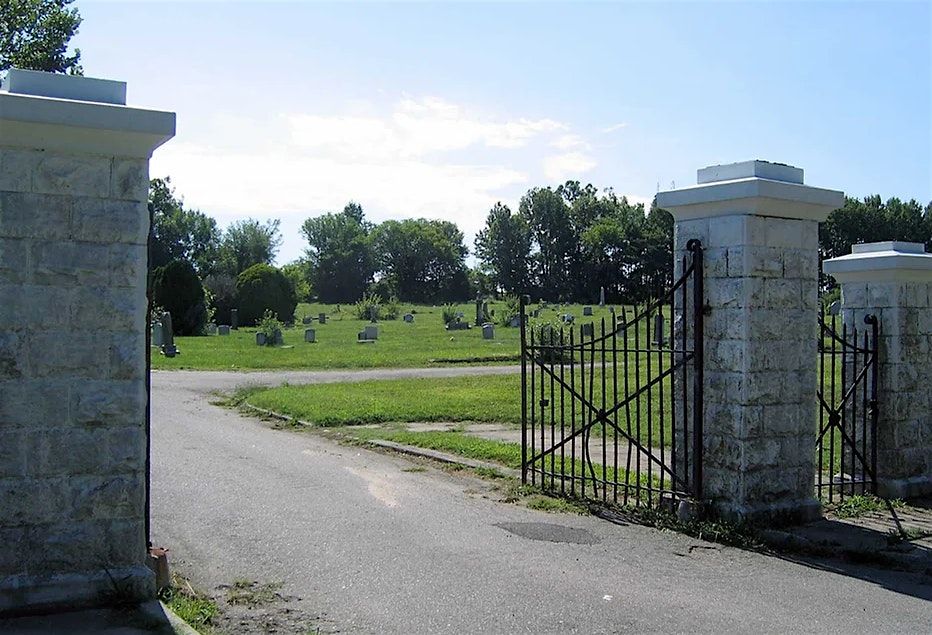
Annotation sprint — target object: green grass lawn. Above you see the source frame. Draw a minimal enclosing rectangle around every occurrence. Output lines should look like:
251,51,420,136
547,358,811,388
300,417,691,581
151,300,642,370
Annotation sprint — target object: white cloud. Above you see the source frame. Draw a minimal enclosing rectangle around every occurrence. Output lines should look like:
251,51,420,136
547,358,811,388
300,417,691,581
149,96,606,262
601,122,629,133
542,151,598,182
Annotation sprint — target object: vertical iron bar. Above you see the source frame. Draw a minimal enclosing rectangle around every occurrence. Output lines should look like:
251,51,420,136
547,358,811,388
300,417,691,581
601,316,607,503
520,296,528,484
646,297,654,506
829,315,837,502
622,308,632,505
669,287,676,498
690,241,704,500
570,327,577,496
681,255,690,495
579,323,587,497
550,328,556,491
659,292,667,498
612,311,619,504
635,299,642,504
818,318,826,498
540,330,546,489
529,324,536,486
560,326,566,495
852,323,860,494
869,315,879,495
840,319,848,500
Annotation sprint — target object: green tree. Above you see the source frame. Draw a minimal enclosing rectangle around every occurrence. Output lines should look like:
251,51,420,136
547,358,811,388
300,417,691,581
151,259,207,336
474,202,531,295
218,218,282,276
374,218,471,303
301,202,375,302
281,259,313,303
820,196,932,261
148,177,221,276
519,187,575,299
235,263,297,325
1,0,83,75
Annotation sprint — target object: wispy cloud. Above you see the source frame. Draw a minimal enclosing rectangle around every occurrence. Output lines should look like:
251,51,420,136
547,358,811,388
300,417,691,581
542,151,597,182
601,122,629,133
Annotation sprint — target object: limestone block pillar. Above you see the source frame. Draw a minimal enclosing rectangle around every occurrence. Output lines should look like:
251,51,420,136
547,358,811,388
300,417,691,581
823,242,932,498
0,69,174,613
657,160,843,523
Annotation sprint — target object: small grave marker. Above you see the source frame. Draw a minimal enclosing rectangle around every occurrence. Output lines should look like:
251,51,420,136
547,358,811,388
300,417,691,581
206,323,217,335
304,329,316,343
482,323,494,340
160,312,177,357
599,286,605,307
403,313,414,323
581,323,594,338
151,322,164,347
218,325,230,336
319,313,327,324
302,316,312,325
828,300,841,316
583,306,593,316
230,308,239,330
509,316,521,328
256,332,267,346
652,314,666,347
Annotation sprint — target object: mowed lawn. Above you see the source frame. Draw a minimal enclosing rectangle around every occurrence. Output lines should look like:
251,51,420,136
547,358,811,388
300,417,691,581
150,301,636,370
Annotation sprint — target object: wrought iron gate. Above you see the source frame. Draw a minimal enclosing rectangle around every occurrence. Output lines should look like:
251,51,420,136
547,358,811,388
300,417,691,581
519,240,704,508
816,313,879,500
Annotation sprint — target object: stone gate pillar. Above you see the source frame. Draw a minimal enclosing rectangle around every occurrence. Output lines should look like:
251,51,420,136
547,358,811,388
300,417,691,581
657,160,843,523
823,242,932,498
0,69,174,613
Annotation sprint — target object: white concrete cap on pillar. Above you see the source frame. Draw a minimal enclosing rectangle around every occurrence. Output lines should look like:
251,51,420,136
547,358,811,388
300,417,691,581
823,242,932,283
0,67,175,157
656,159,844,222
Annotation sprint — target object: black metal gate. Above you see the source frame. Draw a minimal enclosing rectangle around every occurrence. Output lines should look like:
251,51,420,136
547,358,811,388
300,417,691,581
816,313,879,500
519,240,704,508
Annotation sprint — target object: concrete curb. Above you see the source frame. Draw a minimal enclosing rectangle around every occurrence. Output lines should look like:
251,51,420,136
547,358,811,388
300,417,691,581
156,601,200,635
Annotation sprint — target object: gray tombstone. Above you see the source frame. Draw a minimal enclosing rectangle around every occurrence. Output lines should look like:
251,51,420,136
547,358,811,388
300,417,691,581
509,316,521,328
364,325,378,340
160,312,177,357
302,316,312,325
256,332,267,346
230,308,239,330
274,329,284,345
562,314,574,325
151,321,164,347
531,309,540,318
318,313,327,324
403,313,414,323
218,325,231,336
583,306,593,316
599,286,606,307
482,323,494,340
580,323,594,338
828,300,841,316
206,323,217,335
652,314,666,347
304,328,316,343
475,298,482,326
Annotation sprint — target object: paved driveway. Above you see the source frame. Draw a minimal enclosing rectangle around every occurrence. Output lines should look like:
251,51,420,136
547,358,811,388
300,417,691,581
150,369,932,634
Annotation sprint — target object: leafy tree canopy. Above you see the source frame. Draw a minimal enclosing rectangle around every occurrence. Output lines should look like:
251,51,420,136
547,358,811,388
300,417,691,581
218,218,282,277
148,177,221,276
301,202,375,303
1,0,83,75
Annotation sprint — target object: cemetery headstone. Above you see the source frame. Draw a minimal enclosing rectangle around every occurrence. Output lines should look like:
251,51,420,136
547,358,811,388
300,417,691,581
274,329,284,345
160,312,177,357
218,325,231,335
583,306,593,316
509,316,521,328
652,313,666,347
828,300,841,316
475,295,482,326
230,308,239,330
581,323,594,338
304,329,316,343
256,332,267,346
531,309,541,318
302,316,312,325
364,325,378,340
151,321,164,347
206,323,217,335
482,323,494,340
599,286,606,307
403,313,414,323
319,313,327,324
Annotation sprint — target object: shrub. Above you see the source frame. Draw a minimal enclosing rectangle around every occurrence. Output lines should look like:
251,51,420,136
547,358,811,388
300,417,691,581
257,309,284,346
354,292,382,320
440,303,458,324
498,294,521,327
235,264,297,326
151,259,207,336
381,296,401,320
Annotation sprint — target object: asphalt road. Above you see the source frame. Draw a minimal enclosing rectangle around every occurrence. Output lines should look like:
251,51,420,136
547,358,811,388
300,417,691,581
150,369,932,634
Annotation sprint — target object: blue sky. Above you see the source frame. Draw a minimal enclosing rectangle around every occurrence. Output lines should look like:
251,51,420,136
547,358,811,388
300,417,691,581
73,1,931,264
